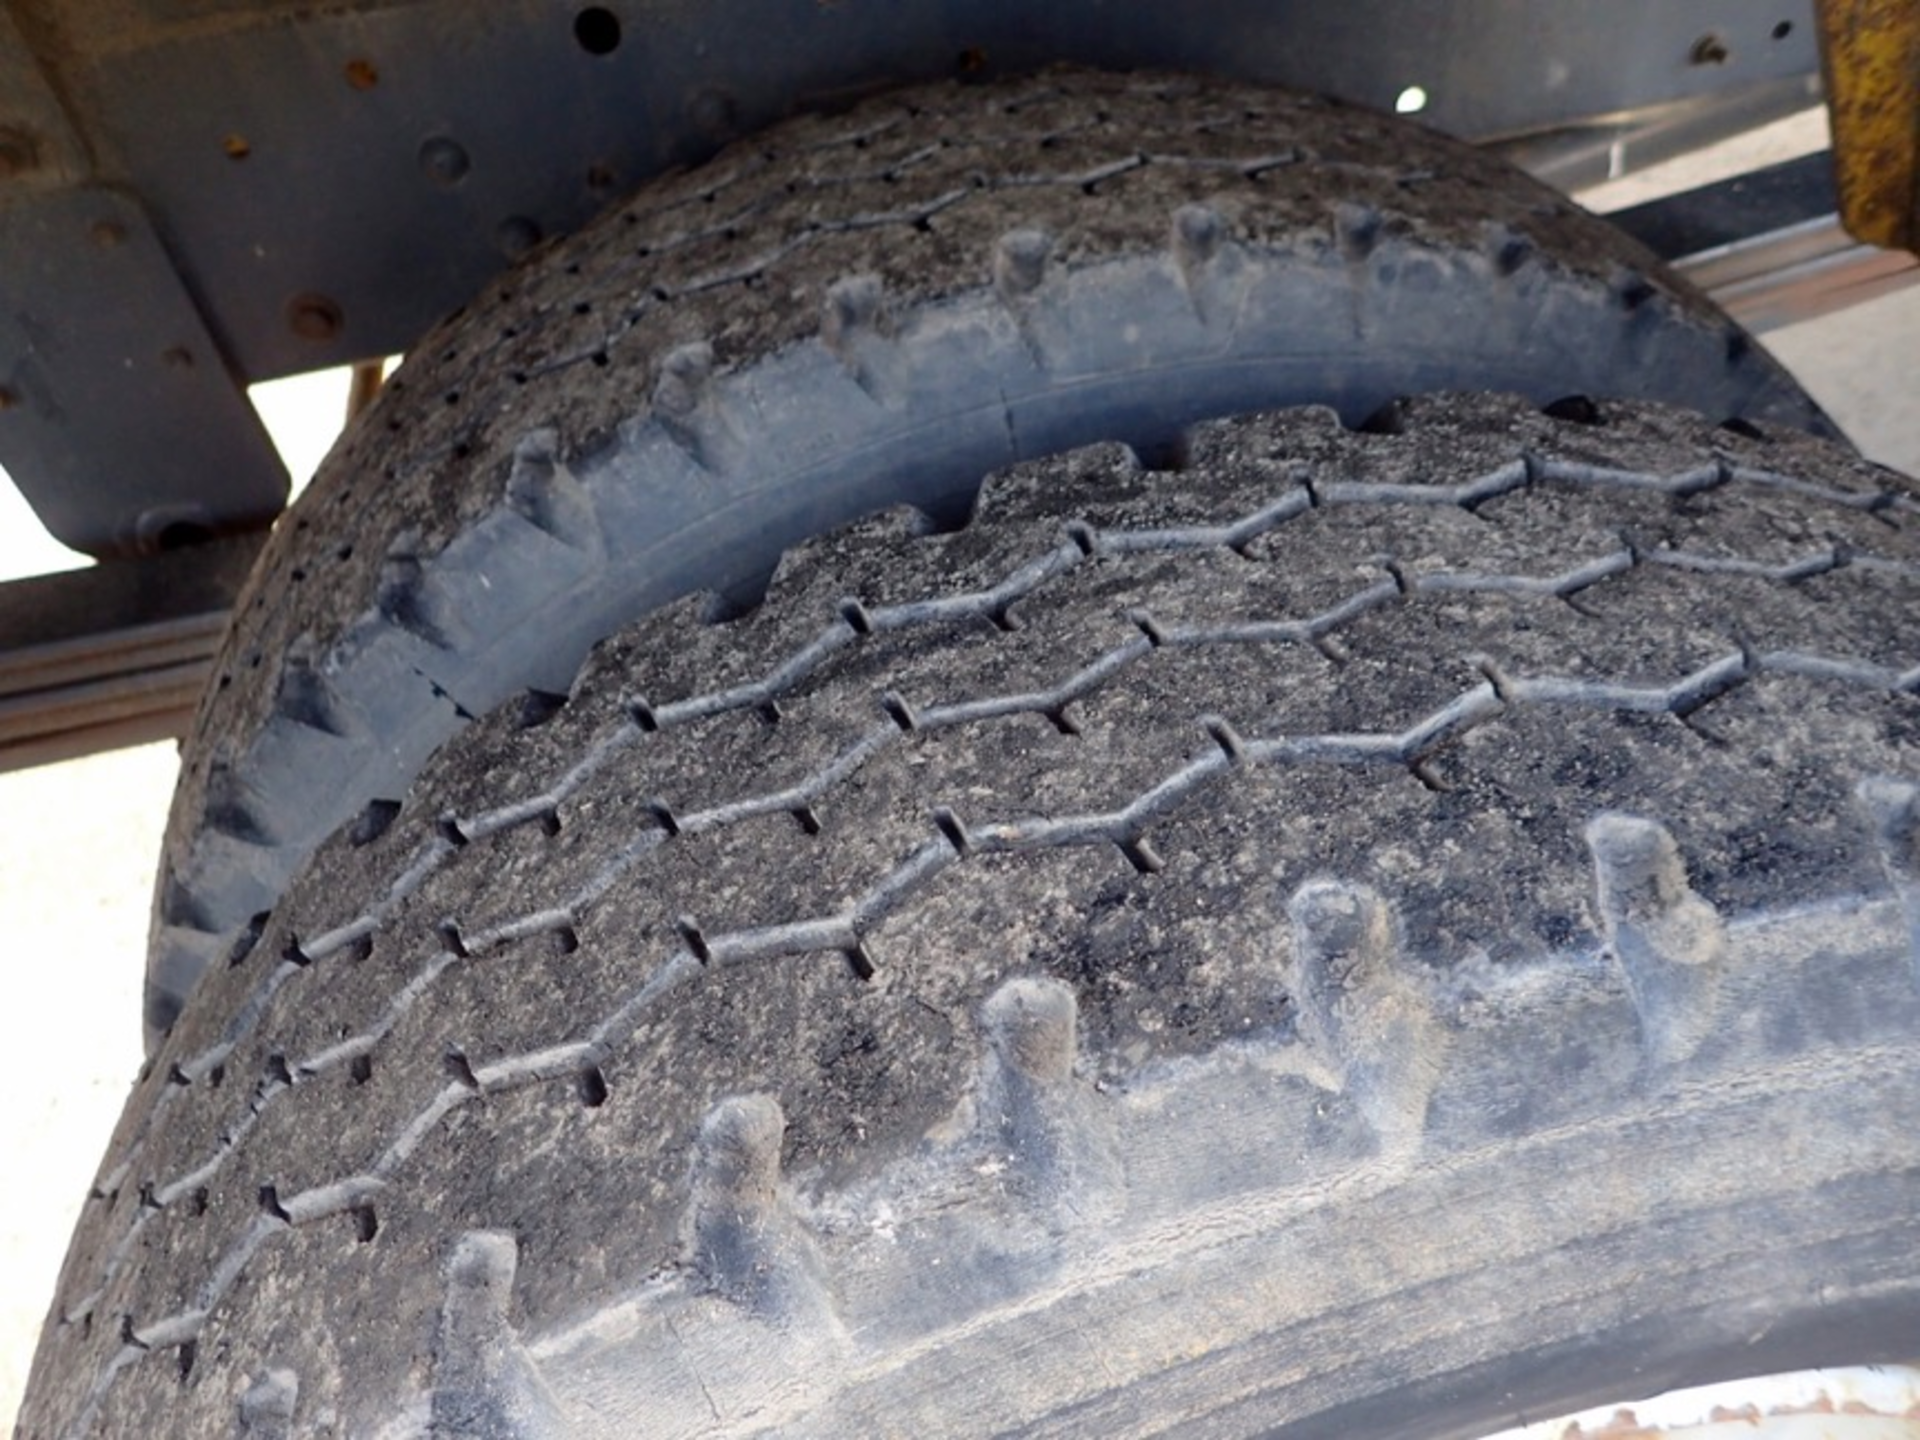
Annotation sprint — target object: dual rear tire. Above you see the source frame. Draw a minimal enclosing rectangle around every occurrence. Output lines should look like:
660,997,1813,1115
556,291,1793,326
21,69,1916,1439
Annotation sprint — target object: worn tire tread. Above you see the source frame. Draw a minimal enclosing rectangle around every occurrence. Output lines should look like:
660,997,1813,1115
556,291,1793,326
26,392,1920,1437
148,68,1832,1041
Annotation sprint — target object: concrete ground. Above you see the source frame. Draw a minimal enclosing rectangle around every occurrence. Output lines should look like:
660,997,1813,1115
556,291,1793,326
0,160,1916,1431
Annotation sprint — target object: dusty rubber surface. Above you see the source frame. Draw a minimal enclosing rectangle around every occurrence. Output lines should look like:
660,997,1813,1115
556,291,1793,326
147,68,1834,1042
26,394,1920,1437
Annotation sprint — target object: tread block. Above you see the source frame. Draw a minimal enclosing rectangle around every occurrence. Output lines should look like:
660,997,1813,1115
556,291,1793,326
429,1232,564,1439
685,1095,834,1324
1585,813,1727,1065
236,1368,297,1438
1286,879,1442,1149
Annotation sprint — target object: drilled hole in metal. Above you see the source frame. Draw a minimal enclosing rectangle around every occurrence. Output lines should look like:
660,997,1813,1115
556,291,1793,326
574,6,621,54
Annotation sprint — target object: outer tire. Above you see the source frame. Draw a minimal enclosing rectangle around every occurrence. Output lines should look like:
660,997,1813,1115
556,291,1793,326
147,68,1835,1042
27,393,1920,1437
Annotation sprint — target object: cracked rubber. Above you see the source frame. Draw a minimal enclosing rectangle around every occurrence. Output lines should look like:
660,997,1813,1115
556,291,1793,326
147,67,1838,1045
25,392,1920,1438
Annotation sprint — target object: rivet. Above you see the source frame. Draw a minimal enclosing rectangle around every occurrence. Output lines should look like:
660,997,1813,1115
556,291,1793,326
0,386,18,411
223,132,252,161
89,219,127,249
287,293,344,342
1688,33,1731,66
417,136,470,187
496,215,542,259
344,58,379,91
162,346,195,371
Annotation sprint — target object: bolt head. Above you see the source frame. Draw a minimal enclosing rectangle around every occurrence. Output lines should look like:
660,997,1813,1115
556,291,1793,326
495,215,542,260
286,293,344,342
417,136,470,187
1689,33,1731,65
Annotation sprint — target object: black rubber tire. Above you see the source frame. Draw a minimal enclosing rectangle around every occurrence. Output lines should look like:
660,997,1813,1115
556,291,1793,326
28,393,1920,1437
147,68,1836,1044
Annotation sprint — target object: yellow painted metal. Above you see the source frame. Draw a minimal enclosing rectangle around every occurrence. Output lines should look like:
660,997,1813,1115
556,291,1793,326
1816,0,1920,250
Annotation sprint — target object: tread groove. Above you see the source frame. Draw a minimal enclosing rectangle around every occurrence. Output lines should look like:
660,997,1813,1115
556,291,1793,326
49,396,1920,1435
150,69,1844,1051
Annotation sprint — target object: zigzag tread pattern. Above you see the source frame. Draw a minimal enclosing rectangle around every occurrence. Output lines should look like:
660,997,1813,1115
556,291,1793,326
147,66,1840,1040
22,394,1920,1436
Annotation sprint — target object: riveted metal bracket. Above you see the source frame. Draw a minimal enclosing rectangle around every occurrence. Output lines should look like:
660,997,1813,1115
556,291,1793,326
0,187,287,556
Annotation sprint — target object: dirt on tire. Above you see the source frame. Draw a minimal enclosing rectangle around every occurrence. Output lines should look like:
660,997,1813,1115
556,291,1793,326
147,68,1833,1046
27,393,1920,1438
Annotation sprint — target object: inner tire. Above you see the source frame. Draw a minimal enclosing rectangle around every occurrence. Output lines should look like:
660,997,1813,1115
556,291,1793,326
150,68,1833,1043
29,392,1919,1437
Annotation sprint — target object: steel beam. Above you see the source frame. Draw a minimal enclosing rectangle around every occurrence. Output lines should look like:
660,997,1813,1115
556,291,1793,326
1607,150,1920,331
0,533,259,772
1683,214,1919,332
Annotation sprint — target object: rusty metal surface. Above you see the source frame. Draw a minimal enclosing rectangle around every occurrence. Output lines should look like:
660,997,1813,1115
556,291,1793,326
1816,0,1920,249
